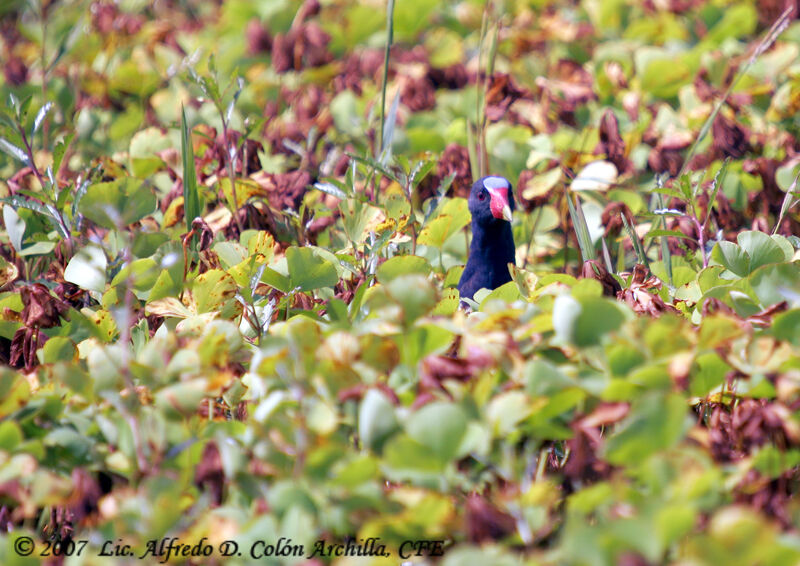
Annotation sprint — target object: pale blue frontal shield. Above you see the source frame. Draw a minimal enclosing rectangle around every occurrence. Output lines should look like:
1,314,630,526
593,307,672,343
483,176,509,190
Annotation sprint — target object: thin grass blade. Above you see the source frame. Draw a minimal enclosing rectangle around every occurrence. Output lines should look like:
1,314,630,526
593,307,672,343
566,191,594,263
653,192,673,287
181,106,201,238
621,212,648,268
378,0,395,155
678,7,793,179
773,172,800,235
466,122,479,181
601,237,614,273
380,93,401,164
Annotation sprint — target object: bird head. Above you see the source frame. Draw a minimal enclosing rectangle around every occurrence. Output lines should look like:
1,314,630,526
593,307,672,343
468,175,514,225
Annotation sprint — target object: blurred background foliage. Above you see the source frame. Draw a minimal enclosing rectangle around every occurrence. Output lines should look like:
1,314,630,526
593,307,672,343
2,0,800,564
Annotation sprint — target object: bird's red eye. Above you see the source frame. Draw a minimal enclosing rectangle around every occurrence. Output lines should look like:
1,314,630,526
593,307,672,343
478,192,486,201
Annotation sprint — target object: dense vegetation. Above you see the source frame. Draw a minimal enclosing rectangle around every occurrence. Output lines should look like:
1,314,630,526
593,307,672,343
2,0,800,564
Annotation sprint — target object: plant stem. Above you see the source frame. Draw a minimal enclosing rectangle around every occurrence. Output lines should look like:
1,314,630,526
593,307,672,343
678,6,793,179
692,215,708,268
16,122,72,247
40,0,49,148
378,0,395,155
116,215,148,474
466,122,479,181
475,5,489,177
220,117,245,235
479,16,498,177
535,446,548,482
373,0,395,206
522,206,542,269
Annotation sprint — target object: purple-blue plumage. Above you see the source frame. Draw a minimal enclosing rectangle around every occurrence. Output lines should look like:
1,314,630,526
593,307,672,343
458,176,516,302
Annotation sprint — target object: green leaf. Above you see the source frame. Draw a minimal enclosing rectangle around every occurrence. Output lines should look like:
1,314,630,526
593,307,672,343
339,198,381,244
31,101,53,137
486,391,533,436
701,3,757,46
181,105,201,233
84,308,119,343
432,287,459,316
690,352,729,397
147,269,182,303
382,434,444,483
571,160,617,192
358,389,399,452
392,0,436,40
132,231,169,259
607,344,646,377
377,255,431,283
711,240,750,277
553,294,582,345
639,56,692,98
44,427,93,463
481,280,522,305
526,359,573,396
330,91,365,138
329,454,380,488
0,420,22,451
3,205,25,253
286,247,339,292
18,240,56,257
773,309,800,346
313,181,349,200
15,94,32,124
64,244,108,293
399,324,452,367
193,269,240,317
605,393,689,465
656,504,697,548
19,197,64,236
748,262,800,307
406,402,468,461
267,482,316,517
385,274,437,325
155,379,208,417
110,258,160,299
522,167,561,200
261,267,291,293
80,177,157,229
417,197,470,247
554,295,627,347
775,161,800,192
0,137,29,165
536,388,586,421
737,230,785,273
39,337,77,364
752,446,800,479
129,127,170,177
697,315,741,349
0,369,30,418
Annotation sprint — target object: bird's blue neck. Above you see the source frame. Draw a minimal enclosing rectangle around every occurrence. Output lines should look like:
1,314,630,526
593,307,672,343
468,218,515,269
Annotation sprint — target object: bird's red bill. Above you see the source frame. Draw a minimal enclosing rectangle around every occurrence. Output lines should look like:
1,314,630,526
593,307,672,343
487,187,512,221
